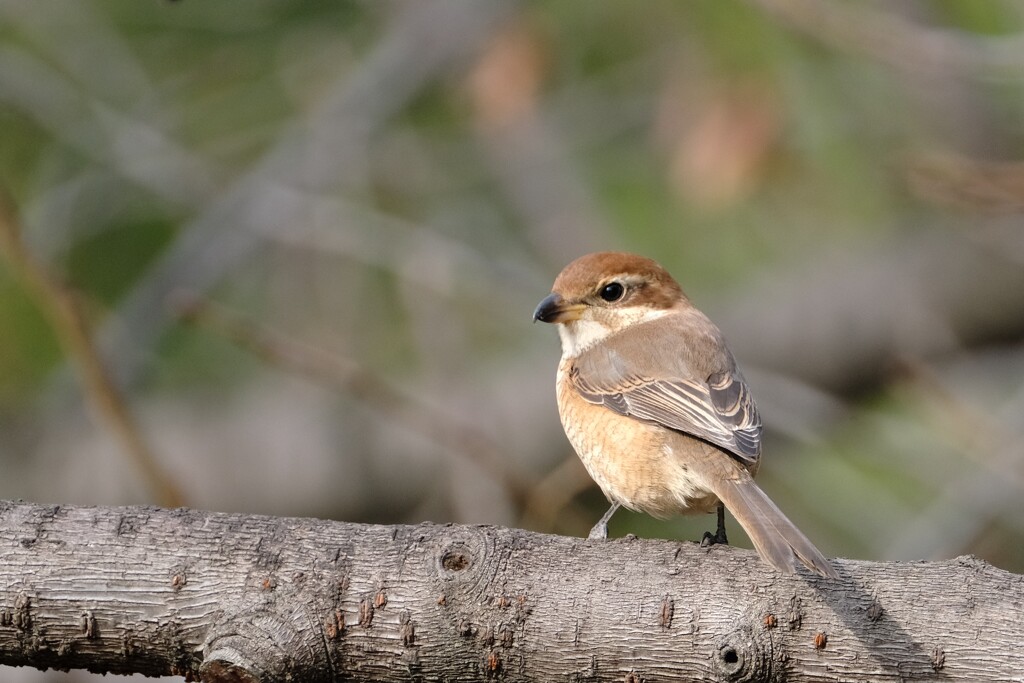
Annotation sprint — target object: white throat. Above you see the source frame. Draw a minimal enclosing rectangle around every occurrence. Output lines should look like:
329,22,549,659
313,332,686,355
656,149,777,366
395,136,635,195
557,307,671,358
557,319,613,358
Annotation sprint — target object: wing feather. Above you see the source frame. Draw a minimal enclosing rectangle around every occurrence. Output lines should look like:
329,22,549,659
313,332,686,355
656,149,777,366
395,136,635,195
569,318,762,465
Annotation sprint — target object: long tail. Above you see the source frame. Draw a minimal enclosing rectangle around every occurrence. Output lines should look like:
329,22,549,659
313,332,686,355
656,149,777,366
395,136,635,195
714,475,839,579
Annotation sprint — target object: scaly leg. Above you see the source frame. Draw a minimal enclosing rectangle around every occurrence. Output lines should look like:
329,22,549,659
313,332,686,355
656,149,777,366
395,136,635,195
701,502,729,547
587,502,621,540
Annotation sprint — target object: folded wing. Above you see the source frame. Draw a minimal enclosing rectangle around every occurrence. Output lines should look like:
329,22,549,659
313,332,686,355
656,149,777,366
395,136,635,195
569,320,761,466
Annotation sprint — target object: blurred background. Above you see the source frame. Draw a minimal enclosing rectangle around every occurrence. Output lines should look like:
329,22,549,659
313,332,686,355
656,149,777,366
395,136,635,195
2,1,1024,679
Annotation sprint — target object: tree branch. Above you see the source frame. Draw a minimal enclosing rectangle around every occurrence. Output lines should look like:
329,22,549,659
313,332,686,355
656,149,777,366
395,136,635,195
0,500,1019,682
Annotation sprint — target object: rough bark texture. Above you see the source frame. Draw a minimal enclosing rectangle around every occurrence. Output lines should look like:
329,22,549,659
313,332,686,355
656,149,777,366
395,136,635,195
0,500,1020,682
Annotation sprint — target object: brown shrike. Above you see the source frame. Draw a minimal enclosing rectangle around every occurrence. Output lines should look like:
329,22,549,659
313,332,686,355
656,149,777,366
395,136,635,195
534,252,837,578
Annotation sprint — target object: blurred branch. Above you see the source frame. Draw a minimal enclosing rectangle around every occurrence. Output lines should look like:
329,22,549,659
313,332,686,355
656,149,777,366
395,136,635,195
881,357,1024,560
260,196,542,303
748,0,1024,80
904,151,1024,213
0,190,183,507
467,19,616,265
97,0,515,392
0,46,221,209
717,228,1024,394
174,293,529,506
0,0,155,111
518,453,594,533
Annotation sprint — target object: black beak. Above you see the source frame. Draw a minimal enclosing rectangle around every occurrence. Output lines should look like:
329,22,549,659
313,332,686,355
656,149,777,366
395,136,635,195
532,293,563,323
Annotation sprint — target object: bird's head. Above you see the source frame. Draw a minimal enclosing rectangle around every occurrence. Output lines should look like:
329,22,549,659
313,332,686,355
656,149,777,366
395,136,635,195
533,252,687,356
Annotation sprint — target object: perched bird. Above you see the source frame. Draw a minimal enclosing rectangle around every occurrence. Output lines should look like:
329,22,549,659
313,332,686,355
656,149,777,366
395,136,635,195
534,252,837,578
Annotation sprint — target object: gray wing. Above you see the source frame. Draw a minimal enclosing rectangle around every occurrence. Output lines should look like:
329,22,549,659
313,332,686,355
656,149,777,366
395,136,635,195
570,324,761,465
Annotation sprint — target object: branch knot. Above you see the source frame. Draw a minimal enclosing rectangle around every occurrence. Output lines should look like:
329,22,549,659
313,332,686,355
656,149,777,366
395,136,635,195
713,624,773,682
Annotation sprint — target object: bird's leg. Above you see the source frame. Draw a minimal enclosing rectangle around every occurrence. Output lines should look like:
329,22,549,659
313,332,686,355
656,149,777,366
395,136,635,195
701,502,729,547
587,502,621,540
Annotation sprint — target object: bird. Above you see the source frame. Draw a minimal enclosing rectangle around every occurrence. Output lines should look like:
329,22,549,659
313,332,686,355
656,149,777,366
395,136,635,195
533,251,837,578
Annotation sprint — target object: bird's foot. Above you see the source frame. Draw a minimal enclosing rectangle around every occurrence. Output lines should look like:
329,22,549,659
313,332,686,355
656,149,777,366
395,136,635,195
700,529,729,547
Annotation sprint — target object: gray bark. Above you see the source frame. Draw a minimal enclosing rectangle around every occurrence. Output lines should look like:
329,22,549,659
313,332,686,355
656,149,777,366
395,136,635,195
0,500,1020,682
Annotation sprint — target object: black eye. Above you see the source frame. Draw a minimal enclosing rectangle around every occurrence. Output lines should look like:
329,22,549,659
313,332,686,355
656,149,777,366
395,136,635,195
599,282,625,302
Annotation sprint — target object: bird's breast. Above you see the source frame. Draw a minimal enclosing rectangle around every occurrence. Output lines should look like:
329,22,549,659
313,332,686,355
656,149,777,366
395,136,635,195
555,359,719,518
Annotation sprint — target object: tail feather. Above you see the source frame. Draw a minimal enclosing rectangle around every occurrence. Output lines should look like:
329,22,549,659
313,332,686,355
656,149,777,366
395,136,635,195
715,476,838,579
